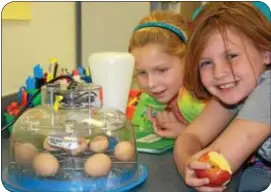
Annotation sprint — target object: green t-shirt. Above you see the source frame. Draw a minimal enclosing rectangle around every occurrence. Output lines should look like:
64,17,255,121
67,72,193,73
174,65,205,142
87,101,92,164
132,90,206,153
131,92,166,135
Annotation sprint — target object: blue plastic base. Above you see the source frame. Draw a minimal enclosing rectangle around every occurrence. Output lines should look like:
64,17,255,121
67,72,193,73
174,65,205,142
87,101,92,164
2,164,148,192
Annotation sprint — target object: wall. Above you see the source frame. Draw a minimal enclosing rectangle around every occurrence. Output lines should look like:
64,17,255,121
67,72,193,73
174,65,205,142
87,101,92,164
2,2,76,96
81,2,150,67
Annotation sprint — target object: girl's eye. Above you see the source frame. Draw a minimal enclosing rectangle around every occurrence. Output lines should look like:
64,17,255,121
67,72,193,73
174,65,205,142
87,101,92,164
157,68,168,73
199,61,212,68
226,53,238,60
137,71,146,76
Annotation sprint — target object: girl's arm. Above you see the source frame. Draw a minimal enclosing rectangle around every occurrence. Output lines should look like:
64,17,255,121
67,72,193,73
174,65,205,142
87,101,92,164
206,77,271,173
207,119,270,173
190,74,271,174
173,98,235,176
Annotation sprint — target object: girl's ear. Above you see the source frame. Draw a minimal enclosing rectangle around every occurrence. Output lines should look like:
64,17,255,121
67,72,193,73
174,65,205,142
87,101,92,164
262,51,271,65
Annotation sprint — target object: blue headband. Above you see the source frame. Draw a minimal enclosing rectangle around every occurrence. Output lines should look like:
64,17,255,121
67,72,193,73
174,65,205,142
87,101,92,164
134,22,187,43
192,2,271,21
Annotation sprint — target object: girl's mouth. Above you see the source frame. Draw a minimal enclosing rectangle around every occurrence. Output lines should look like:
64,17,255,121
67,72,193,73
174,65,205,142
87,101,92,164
217,81,239,91
152,90,166,98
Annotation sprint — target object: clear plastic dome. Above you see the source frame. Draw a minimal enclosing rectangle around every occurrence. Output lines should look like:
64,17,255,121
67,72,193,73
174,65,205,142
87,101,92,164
4,82,142,192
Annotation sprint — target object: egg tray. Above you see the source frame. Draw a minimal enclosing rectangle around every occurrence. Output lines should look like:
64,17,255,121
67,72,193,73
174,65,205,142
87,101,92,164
8,149,137,181
4,137,147,192
10,137,137,179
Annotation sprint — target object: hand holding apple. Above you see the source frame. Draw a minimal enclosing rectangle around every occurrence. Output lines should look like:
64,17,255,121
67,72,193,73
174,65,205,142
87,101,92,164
195,151,232,187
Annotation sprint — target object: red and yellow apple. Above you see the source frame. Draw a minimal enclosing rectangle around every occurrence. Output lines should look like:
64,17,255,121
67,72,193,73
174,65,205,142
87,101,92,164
195,151,232,187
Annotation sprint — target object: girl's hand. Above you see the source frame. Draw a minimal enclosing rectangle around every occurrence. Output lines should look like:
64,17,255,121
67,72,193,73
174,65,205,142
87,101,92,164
183,149,227,192
147,107,185,138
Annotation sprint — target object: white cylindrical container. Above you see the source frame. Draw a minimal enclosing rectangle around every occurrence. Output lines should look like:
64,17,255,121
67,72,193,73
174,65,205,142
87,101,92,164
89,52,135,113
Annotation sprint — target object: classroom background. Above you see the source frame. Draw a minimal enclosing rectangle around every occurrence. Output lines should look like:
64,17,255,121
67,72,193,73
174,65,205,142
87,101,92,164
2,1,204,97
0,2,247,192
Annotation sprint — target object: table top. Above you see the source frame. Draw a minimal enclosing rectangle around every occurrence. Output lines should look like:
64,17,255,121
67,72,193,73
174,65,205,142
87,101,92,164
1,138,241,192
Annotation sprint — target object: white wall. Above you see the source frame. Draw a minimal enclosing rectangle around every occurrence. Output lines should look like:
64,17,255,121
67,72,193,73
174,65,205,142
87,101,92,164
81,2,150,66
2,2,76,96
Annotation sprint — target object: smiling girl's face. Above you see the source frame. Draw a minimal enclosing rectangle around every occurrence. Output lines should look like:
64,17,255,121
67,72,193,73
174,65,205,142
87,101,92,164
199,28,270,105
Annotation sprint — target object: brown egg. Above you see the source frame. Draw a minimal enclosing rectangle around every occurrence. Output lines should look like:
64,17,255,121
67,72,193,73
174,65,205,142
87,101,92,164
84,153,112,177
33,152,59,177
90,135,109,153
69,137,88,156
43,137,61,152
14,143,38,163
114,141,134,161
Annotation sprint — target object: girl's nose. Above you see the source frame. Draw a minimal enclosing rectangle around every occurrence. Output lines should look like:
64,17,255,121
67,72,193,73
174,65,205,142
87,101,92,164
147,74,158,89
214,62,231,79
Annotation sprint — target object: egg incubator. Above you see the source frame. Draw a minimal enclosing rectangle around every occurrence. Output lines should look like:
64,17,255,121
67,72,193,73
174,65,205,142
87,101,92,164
2,82,147,192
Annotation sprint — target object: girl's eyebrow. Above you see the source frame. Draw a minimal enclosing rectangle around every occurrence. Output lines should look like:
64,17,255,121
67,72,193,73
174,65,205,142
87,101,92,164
223,48,234,53
154,63,169,68
152,62,171,69
135,68,144,72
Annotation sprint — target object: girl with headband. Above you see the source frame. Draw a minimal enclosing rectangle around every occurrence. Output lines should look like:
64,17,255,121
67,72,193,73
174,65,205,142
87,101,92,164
129,11,207,139
173,2,271,192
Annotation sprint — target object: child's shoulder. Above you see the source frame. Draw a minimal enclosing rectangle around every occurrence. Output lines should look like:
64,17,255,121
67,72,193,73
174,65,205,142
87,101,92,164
248,69,270,100
230,69,271,114
177,88,207,106
177,88,207,123
236,69,271,124
258,69,271,84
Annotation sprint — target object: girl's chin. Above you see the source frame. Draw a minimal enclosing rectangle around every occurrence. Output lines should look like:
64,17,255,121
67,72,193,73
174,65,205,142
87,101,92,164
152,96,165,103
155,96,175,104
216,96,245,107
